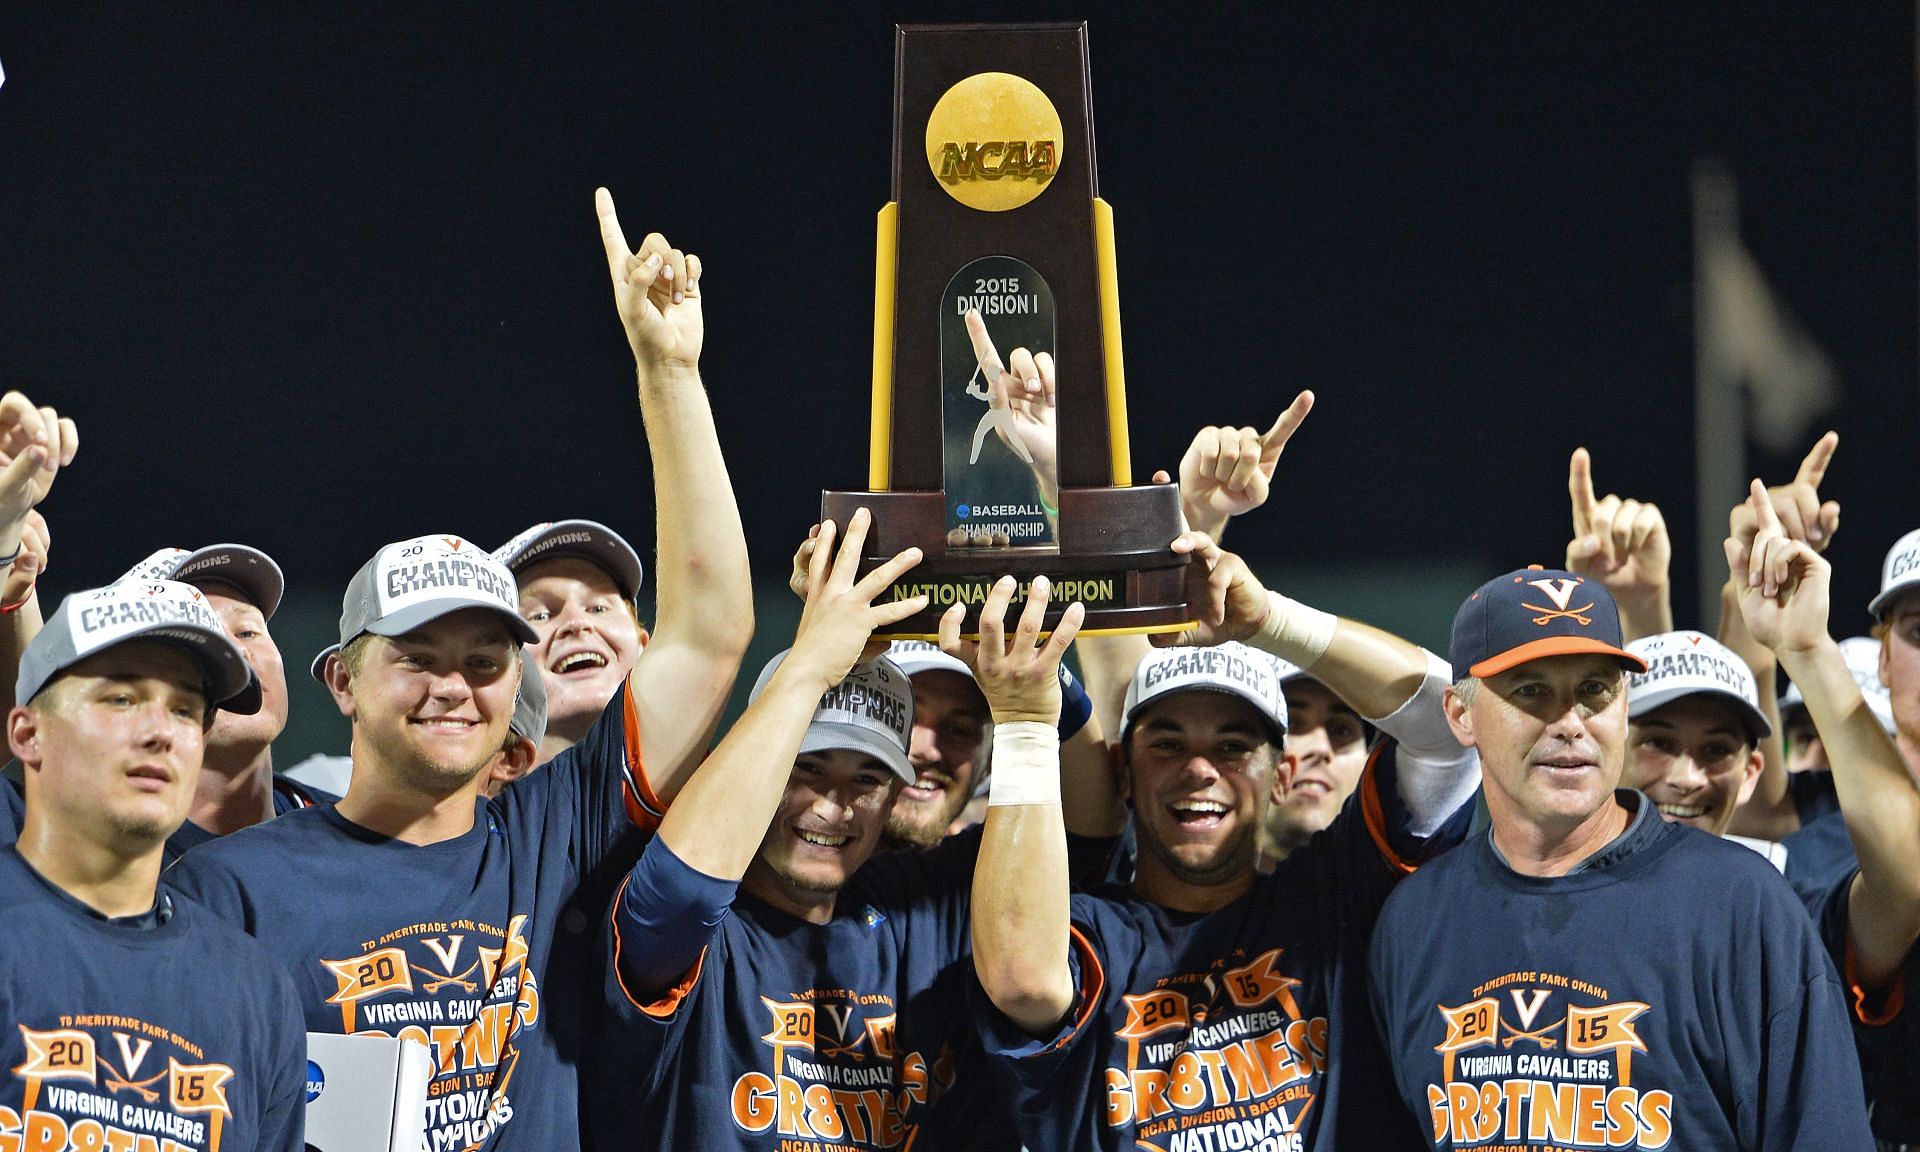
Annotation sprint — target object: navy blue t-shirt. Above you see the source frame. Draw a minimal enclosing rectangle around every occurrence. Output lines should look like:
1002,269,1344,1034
977,743,1468,1152
0,774,20,845
162,774,338,867
167,687,650,1152
0,848,306,1152
1370,794,1872,1150
1783,808,1858,890
596,824,1029,1151
1796,869,1920,1143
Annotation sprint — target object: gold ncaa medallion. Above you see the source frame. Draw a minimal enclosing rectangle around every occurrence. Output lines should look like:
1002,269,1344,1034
924,72,1063,212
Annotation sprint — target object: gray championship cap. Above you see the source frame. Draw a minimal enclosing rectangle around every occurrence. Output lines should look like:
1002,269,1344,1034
885,639,974,680
1122,642,1290,743
1626,630,1770,741
21,581,260,714
312,535,537,683
1780,635,1896,735
337,533,536,646
118,545,287,620
749,651,915,783
494,520,644,601
510,648,548,747
1869,528,1920,619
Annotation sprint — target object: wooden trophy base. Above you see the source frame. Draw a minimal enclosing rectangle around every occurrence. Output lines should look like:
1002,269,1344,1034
821,483,1193,639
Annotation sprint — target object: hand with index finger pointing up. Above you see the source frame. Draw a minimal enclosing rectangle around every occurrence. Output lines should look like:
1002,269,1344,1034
595,187,703,375
1727,432,1842,560
1563,447,1671,639
1728,478,1832,660
1175,392,1314,541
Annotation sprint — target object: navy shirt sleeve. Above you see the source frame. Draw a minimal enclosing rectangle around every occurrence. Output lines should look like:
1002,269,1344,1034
612,834,737,999
1796,869,1920,1143
1855,958,1920,1142
971,893,1110,1065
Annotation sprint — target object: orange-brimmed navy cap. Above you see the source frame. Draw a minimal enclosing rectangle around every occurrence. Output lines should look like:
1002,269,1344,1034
1450,566,1648,681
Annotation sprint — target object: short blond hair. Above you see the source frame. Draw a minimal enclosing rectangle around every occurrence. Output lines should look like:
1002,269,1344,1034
339,633,376,679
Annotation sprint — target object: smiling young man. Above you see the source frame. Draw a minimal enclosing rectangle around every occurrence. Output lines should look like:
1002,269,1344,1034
3,580,306,1152
782,544,1105,853
494,518,648,765
1622,630,1769,838
594,512,1075,1150
1369,564,1871,1150
967,532,1480,1151
167,537,607,1150
880,640,993,845
1260,660,1374,864
164,199,753,1152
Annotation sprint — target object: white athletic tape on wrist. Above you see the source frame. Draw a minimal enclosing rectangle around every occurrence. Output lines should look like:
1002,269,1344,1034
986,721,1060,807
1253,589,1337,669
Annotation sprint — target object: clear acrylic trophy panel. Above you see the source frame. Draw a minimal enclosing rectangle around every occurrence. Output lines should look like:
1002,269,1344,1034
939,255,1058,550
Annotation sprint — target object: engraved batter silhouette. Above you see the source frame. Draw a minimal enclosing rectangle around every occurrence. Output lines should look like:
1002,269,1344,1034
961,307,1053,467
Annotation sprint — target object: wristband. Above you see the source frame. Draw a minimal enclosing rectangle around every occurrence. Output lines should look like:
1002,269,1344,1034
1056,664,1092,741
1252,589,1337,668
0,545,19,569
986,722,1060,807
0,589,32,614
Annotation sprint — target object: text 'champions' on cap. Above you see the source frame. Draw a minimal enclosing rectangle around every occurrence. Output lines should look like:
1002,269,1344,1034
1626,630,1770,741
749,651,916,783
117,544,287,620
1122,642,1290,743
20,581,260,714
493,520,644,602
334,535,538,651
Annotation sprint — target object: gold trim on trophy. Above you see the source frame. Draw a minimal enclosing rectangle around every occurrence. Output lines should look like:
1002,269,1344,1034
870,202,900,491
1093,197,1131,486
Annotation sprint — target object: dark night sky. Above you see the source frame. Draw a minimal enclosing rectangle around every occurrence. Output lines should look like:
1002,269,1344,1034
0,1,1913,637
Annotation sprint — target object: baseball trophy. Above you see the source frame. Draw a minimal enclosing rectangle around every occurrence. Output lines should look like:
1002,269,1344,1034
823,21,1190,637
